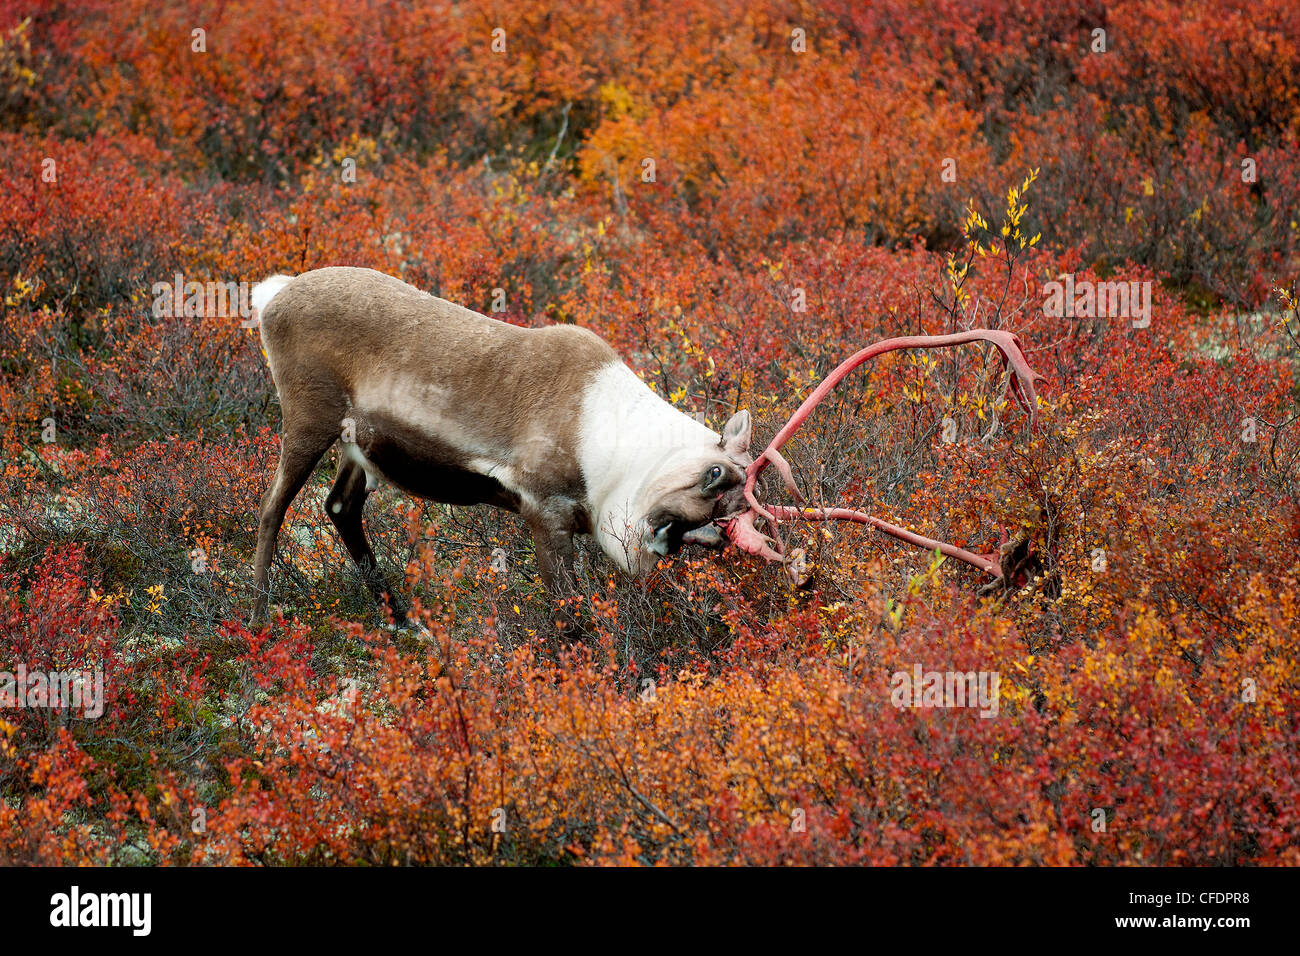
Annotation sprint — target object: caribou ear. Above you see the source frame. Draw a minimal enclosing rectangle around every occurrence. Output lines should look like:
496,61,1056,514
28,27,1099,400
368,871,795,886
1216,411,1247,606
720,409,751,457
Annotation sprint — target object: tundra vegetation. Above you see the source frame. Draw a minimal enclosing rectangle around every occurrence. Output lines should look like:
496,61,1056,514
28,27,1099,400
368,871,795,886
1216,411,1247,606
0,0,1298,865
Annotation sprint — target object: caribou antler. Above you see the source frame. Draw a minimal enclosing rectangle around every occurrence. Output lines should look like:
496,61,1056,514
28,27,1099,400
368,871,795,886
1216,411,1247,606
723,329,1047,583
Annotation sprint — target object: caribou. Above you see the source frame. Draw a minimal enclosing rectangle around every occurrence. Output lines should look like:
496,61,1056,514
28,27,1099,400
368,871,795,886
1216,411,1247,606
249,266,1045,627
249,266,752,626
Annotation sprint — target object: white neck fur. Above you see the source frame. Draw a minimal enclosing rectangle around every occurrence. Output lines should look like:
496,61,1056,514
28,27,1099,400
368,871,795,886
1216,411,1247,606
577,362,720,572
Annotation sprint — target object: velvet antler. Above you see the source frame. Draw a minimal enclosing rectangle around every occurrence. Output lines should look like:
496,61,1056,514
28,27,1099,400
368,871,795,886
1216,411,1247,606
723,329,1046,582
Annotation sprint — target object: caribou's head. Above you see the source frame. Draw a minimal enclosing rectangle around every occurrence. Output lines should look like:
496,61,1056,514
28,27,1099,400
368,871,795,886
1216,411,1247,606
636,409,752,562
579,360,754,576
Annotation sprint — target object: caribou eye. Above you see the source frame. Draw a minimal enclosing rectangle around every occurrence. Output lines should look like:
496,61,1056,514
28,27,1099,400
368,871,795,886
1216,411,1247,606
706,465,724,485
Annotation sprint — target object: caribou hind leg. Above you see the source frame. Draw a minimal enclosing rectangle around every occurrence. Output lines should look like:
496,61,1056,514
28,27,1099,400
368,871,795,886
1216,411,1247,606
324,452,410,622
250,416,339,627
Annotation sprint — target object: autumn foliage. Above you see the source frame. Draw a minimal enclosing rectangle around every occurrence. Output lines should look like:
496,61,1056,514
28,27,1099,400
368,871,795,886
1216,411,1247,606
1,0,1298,865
